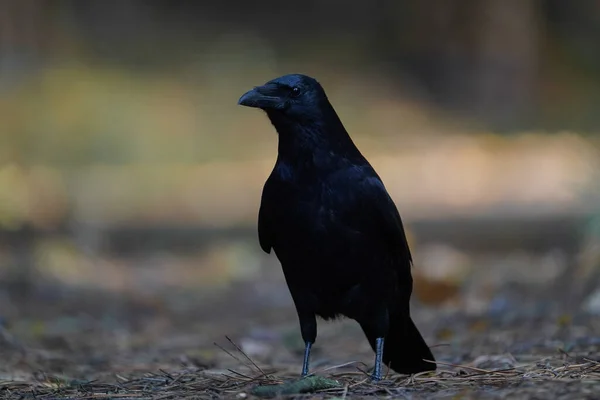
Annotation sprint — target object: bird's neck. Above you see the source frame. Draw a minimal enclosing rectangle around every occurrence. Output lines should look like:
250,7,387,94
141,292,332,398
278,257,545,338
267,108,361,168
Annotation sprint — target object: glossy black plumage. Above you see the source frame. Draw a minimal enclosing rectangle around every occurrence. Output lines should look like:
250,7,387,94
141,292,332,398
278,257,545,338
238,74,435,379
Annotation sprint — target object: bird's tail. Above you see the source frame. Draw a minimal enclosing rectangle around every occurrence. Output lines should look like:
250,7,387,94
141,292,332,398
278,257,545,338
364,314,436,375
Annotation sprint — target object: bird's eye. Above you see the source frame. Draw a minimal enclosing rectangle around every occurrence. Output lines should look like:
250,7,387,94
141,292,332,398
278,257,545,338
290,87,301,97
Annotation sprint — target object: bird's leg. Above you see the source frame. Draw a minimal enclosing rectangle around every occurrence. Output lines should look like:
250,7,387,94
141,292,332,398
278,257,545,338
359,307,389,381
294,305,316,378
372,337,385,381
301,341,313,377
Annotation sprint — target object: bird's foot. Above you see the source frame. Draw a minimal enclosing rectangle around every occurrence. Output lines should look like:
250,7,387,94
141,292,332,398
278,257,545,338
370,371,382,381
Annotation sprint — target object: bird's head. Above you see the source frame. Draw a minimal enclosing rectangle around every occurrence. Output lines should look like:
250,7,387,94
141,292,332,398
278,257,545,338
237,74,330,123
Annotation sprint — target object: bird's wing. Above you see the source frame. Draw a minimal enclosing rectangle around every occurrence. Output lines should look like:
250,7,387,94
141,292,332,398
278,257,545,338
357,175,413,266
257,180,274,254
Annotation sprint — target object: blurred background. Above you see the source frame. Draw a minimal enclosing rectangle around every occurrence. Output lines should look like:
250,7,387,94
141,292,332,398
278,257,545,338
1,0,600,378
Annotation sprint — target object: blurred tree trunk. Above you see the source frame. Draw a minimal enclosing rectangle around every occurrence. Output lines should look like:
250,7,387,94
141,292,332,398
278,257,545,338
396,0,540,129
0,0,53,91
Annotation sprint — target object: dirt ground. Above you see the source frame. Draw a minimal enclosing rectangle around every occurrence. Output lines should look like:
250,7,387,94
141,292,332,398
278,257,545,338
1,265,599,400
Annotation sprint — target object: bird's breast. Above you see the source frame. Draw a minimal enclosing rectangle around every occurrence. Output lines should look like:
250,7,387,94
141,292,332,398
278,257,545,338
266,163,366,247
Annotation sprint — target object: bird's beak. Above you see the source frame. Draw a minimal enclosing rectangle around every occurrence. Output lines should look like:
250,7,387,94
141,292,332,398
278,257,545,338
238,83,283,110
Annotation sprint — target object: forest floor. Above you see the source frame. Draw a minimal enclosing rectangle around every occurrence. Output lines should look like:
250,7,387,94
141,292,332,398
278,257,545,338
1,270,599,400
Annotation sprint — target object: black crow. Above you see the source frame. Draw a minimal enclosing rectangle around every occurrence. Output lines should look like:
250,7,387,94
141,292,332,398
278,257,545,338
238,74,435,380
